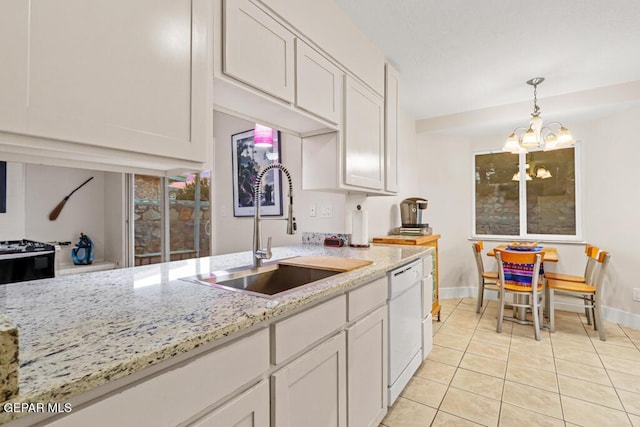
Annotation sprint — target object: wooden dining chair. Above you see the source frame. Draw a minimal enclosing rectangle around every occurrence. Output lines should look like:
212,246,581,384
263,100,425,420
495,249,545,341
472,242,499,313
544,244,599,282
544,245,599,325
547,251,611,341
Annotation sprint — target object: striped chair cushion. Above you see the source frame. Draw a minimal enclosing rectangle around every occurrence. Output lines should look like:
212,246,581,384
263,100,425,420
502,261,544,287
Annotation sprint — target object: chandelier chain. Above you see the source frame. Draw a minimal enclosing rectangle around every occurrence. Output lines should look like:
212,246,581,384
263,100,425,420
532,83,540,117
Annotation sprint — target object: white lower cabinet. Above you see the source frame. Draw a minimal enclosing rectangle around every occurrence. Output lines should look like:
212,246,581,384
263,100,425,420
37,275,406,427
47,329,269,427
189,380,269,427
272,332,347,427
347,306,388,427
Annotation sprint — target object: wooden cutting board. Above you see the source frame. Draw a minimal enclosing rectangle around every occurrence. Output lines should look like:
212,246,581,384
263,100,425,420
277,256,373,272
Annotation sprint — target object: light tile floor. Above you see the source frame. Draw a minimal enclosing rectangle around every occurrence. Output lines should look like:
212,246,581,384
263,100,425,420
381,297,640,427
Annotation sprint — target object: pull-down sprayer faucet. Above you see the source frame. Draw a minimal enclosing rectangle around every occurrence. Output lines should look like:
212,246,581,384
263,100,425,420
253,164,296,267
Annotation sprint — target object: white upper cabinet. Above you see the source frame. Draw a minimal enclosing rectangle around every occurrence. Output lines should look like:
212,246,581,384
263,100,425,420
384,63,400,193
344,76,385,190
0,0,28,134
24,0,210,165
25,0,209,163
258,0,385,95
224,0,295,103
295,40,343,124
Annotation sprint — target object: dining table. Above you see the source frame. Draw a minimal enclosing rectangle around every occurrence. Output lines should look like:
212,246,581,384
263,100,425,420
486,244,559,262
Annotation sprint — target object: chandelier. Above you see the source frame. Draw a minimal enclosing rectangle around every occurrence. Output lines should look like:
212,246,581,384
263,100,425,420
503,77,575,153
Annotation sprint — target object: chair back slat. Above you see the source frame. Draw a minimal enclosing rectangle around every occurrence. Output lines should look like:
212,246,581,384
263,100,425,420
593,251,611,290
583,245,600,283
472,242,485,275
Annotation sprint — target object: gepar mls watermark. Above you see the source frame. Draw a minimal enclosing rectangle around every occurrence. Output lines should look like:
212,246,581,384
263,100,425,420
2,402,72,414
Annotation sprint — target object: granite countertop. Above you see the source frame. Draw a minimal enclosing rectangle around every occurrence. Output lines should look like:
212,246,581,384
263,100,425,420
0,243,430,422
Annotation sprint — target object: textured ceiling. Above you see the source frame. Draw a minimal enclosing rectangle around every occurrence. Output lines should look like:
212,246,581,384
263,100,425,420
334,0,640,120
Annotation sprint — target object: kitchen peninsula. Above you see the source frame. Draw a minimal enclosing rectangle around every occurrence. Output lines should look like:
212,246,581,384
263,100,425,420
0,244,432,426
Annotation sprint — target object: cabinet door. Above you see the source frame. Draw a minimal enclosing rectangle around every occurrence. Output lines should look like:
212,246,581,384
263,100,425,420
384,64,399,193
272,332,347,427
344,77,384,190
0,0,28,133
224,0,295,103
347,306,388,427
190,381,269,427
295,40,343,124
27,0,210,162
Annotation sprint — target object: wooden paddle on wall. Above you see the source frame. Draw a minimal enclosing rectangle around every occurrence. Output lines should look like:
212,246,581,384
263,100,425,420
49,177,94,221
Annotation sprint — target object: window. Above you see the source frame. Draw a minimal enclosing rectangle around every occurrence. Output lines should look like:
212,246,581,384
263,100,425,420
131,172,211,266
473,147,579,239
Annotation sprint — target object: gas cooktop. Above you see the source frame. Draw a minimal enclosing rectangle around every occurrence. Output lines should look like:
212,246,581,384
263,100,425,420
0,239,55,255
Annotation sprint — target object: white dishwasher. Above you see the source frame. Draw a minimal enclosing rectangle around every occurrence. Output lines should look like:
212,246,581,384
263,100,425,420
388,259,423,405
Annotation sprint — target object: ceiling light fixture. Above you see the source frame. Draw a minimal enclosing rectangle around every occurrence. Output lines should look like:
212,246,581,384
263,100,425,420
503,77,575,153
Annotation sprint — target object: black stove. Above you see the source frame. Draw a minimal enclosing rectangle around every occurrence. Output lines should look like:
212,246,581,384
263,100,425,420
0,240,56,284
0,239,56,256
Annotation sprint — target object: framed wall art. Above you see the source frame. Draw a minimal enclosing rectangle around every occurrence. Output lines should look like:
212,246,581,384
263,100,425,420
231,128,283,217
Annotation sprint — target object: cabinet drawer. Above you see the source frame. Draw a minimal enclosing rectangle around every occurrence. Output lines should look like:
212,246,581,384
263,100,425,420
422,274,433,319
389,259,422,299
273,295,346,364
48,329,270,427
348,276,387,322
422,254,433,277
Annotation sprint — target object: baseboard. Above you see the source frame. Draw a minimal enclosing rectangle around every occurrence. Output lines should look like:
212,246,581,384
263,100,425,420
602,306,640,331
439,286,475,299
439,286,640,330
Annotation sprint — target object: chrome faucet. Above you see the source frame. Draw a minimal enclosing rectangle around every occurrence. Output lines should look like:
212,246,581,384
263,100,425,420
253,163,296,267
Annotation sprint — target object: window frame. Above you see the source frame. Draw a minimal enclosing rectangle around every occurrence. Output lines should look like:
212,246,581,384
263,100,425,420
471,143,583,242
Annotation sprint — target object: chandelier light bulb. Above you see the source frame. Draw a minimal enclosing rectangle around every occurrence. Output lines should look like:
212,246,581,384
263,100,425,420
557,126,575,146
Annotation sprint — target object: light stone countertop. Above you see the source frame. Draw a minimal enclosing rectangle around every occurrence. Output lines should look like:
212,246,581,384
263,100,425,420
0,243,431,423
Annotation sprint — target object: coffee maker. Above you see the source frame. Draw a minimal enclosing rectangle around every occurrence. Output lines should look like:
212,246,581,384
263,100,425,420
398,198,432,235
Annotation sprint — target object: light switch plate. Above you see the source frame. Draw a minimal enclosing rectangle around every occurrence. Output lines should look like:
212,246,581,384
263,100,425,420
633,288,640,302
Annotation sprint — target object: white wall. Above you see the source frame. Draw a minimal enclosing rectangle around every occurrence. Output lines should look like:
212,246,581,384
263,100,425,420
366,110,421,237
0,162,25,239
0,163,125,266
416,105,640,323
24,165,106,263
212,111,346,255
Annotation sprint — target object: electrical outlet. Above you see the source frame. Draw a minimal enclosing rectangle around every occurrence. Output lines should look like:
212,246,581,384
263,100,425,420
319,204,333,218
309,203,317,217
325,205,333,218
633,288,640,302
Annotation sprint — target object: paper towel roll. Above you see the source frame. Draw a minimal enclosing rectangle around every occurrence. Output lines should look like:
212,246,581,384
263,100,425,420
350,208,369,247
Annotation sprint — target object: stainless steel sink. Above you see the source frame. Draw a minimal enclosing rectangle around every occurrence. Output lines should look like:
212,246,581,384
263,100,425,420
182,263,341,298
